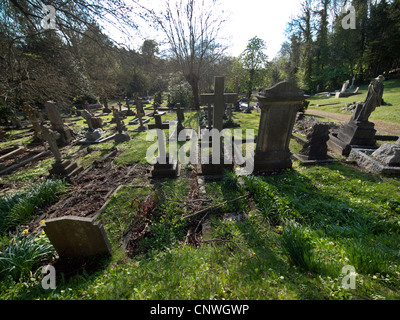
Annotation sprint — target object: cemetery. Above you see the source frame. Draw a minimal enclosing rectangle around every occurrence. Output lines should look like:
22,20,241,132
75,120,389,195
1,0,400,303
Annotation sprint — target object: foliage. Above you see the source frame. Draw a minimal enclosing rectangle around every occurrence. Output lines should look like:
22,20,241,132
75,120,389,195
168,81,195,109
276,0,400,92
238,36,269,98
0,179,67,234
0,228,55,281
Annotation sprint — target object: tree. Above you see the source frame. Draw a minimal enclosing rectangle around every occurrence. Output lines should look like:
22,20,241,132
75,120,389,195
134,0,227,109
0,0,138,114
239,36,269,100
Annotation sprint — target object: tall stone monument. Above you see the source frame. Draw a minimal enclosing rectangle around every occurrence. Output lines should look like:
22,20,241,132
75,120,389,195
254,81,308,173
328,75,385,156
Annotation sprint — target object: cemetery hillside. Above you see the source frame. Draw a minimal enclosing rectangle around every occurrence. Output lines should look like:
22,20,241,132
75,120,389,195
1,0,400,303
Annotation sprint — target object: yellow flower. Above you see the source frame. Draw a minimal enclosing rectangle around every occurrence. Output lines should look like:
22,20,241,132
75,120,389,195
40,220,46,225
18,241,21,244
40,230,45,236
22,229,29,235
371,238,374,242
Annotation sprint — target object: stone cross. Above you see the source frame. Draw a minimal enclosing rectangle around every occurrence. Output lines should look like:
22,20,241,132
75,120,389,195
135,95,144,114
114,111,125,134
200,77,237,132
40,124,62,162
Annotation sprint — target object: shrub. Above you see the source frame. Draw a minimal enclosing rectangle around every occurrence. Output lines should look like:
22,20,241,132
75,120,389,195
168,82,194,109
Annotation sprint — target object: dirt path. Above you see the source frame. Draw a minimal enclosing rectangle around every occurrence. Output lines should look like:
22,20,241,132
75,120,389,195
306,109,400,136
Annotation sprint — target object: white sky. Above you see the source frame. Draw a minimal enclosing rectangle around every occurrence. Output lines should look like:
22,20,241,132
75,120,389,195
105,0,303,60
218,0,303,58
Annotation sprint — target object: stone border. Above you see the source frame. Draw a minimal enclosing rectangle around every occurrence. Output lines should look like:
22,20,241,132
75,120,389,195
349,148,400,175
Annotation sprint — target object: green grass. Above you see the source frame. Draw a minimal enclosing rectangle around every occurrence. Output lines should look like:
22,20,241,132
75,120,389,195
308,78,400,124
0,179,67,235
1,109,400,300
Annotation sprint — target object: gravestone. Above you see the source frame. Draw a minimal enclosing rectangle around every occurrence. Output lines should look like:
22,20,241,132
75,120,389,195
44,101,74,146
328,75,385,156
131,107,148,132
350,76,356,90
44,216,113,259
101,96,112,114
22,102,42,141
299,123,330,160
148,112,169,130
82,109,102,141
341,80,350,93
371,143,400,167
293,123,336,165
200,76,238,175
151,129,180,178
40,123,80,177
114,111,130,143
125,98,135,116
254,81,308,173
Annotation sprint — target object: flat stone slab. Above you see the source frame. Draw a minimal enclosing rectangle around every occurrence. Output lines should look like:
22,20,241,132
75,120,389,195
44,216,113,259
77,134,116,145
349,148,400,175
292,153,337,165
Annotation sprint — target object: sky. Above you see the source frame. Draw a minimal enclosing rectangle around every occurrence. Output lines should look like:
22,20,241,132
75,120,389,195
218,0,303,59
105,0,303,60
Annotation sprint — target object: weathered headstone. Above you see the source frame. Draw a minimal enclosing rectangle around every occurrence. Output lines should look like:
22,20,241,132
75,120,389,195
341,80,350,93
44,216,113,259
22,102,42,141
101,96,112,114
125,98,135,116
40,123,80,177
298,123,330,160
44,101,74,146
254,81,308,173
371,143,400,167
114,111,130,143
82,109,102,141
328,75,385,156
151,129,180,178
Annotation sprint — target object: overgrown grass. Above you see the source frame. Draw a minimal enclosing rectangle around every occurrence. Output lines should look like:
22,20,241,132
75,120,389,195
0,179,67,235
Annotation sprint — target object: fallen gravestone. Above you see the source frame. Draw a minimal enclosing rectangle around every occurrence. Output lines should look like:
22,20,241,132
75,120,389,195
328,75,384,156
44,216,113,259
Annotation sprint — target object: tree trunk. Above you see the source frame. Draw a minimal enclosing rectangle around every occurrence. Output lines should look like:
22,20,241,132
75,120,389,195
186,73,200,110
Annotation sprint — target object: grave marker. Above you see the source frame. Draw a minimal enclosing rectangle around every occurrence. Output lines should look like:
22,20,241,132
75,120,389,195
328,75,385,156
44,101,74,146
254,81,308,173
44,216,113,259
